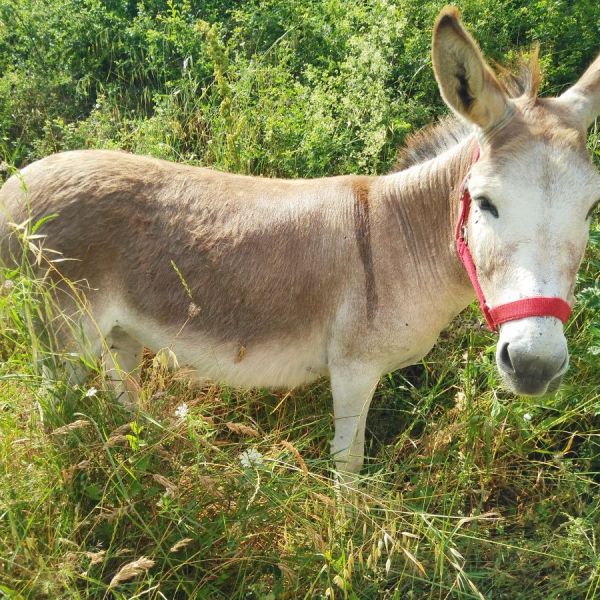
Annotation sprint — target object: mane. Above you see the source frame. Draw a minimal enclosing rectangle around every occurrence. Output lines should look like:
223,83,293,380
392,117,472,171
392,48,542,172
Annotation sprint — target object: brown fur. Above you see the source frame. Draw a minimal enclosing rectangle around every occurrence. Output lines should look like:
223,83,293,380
571,52,600,100
393,117,471,172
0,137,481,380
484,98,588,164
0,5,597,477
0,152,360,346
0,52,589,359
6,85,584,358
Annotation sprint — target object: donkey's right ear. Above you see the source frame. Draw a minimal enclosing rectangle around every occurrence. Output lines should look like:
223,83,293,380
432,6,510,130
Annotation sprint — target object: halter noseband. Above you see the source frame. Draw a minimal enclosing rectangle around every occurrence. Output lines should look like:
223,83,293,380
455,144,572,332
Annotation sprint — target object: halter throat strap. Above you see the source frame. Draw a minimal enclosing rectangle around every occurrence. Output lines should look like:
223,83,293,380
455,144,572,332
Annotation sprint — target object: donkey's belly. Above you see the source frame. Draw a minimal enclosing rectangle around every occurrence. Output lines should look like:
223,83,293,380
115,307,329,388
178,338,329,388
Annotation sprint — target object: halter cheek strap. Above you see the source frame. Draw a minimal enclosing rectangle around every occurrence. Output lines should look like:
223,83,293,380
456,144,572,332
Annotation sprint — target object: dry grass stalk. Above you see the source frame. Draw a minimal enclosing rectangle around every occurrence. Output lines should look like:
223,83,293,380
51,419,89,435
225,421,259,437
203,415,216,426
61,465,77,484
62,459,93,483
281,440,308,476
95,505,131,524
169,538,193,552
11,437,30,446
310,491,335,507
187,302,201,318
152,473,177,494
110,422,134,436
108,556,155,589
105,434,129,447
85,550,106,565
234,345,246,363
401,546,426,576
455,511,502,529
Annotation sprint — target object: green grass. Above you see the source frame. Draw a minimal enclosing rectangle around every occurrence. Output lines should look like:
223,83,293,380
1,0,600,597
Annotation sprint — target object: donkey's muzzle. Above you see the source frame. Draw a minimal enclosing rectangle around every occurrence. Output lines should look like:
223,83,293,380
496,340,569,396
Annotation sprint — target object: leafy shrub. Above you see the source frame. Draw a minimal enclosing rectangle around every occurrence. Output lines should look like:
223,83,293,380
1,0,599,171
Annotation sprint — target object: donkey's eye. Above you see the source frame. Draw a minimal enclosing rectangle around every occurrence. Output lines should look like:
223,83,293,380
474,196,499,218
587,200,599,220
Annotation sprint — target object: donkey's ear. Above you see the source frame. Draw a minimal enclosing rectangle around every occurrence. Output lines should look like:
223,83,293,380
432,6,510,130
558,53,600,130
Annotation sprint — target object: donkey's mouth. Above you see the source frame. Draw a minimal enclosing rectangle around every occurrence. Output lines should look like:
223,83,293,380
498,369,566,397
502,373,563,396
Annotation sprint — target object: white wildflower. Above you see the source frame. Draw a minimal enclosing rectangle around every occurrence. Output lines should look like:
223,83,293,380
85,386,98,398
174,403,189,420
239,448,264,468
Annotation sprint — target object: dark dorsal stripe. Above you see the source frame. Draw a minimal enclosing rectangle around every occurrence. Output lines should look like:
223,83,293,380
352,178,378,323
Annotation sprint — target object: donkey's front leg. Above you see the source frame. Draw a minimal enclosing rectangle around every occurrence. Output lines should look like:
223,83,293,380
330,363,381,475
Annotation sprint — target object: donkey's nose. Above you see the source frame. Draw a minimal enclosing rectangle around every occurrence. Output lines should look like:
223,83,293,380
497,341,568,395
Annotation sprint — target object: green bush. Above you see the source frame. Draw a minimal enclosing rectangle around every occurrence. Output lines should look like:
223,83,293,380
2,0,599,171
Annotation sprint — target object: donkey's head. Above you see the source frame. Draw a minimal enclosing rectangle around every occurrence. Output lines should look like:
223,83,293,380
432,7,600,395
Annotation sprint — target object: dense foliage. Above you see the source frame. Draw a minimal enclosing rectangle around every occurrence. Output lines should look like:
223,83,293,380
0,1,599,598
1,0,600,175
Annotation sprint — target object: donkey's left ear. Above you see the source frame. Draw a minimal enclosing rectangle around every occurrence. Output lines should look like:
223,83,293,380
558,53,600,130
432,6,510,130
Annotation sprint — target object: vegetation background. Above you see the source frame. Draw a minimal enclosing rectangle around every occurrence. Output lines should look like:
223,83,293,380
0,0,599,598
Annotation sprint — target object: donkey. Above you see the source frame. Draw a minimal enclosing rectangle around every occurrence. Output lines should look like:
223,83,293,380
0,7,599,475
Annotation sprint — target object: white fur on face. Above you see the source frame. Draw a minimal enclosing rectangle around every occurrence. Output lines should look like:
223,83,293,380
466,142,600,394
468,143,599,304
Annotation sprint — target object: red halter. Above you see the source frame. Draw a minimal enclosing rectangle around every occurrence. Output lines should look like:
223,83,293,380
455,144,572,332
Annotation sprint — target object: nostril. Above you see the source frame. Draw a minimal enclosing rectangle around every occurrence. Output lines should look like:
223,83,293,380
499,342,514,373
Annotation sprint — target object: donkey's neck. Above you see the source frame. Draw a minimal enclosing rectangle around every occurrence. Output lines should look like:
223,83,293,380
376,136,477,323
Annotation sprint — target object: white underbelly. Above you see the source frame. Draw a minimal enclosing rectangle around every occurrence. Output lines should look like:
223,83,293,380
113,309,329,388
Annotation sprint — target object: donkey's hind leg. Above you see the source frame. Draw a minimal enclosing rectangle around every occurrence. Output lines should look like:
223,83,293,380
103,325,144,406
